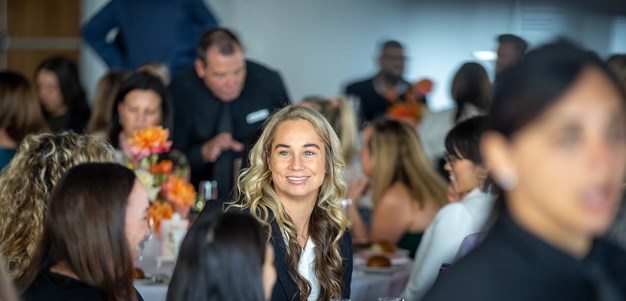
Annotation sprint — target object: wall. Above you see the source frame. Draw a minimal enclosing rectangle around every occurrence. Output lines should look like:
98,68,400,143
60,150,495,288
80,0,625,111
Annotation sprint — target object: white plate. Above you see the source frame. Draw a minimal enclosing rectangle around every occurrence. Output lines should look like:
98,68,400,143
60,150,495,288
355,249,411,265
354,264,406,273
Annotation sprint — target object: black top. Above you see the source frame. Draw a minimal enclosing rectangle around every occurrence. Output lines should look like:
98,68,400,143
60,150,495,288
423,211,626,301
170,61,289,199
269,219,353,301
345,76,410,127
22,270,144,301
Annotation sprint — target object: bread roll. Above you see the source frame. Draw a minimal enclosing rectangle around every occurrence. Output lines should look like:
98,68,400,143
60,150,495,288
367,255,391,267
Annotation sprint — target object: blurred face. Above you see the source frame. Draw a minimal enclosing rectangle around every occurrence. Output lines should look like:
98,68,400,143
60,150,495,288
496,42,519,75
125,180,150,259
269,119,327,205
359,127,373,176
118,89,162,137
36,69,66,116
262,244,276,301
490,67,626,239
444,153,482,194
195,46,246,102
379,46,405,81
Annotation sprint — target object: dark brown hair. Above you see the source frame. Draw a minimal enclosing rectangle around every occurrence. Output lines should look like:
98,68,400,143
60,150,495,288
17,163,138,301
0,71,46,143
35,56,91,132
450,62,491,122
196,28,242,62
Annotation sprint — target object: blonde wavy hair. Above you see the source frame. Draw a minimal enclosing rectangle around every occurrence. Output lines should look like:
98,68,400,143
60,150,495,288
368,118,448,209
300,96,359,165
0,132,115,279
232,106,348,300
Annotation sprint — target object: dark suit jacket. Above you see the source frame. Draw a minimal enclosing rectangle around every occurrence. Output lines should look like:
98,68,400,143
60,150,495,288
170,61,289,199
269,219,353,301
345,76,409,126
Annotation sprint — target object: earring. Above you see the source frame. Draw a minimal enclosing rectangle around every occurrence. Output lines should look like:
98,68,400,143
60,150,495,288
477,172,487,191
497,169,518,191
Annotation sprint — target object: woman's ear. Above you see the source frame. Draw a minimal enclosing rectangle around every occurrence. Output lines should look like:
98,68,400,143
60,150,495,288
481,131,517,191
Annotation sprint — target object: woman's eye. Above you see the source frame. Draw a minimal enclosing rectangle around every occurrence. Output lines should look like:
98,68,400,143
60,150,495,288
557,128,580,148
278,150,289,156
608,127,626,144
304,150,315,156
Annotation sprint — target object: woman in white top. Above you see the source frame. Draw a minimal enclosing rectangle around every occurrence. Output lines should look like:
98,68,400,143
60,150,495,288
402,116,496,301
233,106,352,301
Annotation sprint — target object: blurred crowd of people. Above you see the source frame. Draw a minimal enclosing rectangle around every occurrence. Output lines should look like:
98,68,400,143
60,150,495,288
0,5,626,300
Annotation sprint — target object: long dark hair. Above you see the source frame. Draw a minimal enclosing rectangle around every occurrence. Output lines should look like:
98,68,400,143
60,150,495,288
486,39,626,218
17,163,138,301
167,211,268,301
35,56,90,132
450,62,491,122
108,72,172,148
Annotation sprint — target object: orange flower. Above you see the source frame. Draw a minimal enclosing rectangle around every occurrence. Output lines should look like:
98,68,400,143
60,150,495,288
161,175,197,211
150,160,173,175
128,126,173,160
148,201,173,232
387,102,423,126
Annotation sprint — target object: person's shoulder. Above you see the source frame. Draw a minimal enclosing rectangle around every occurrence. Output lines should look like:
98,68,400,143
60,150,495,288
435,202,472,221
169,67,206,101
170,66,199,85
23,271,106,301
246,60,280,77
345,77,374,91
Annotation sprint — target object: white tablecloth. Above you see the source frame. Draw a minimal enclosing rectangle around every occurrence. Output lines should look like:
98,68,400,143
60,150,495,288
134,263,410,301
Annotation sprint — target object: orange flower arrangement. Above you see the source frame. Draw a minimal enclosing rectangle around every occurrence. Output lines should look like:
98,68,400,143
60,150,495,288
128,126,172,160
126,126,196,231
385,78,433,126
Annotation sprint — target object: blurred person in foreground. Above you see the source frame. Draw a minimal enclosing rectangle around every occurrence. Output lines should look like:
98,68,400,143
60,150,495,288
424,39,626,301
18,163,148,301
167,211,276,301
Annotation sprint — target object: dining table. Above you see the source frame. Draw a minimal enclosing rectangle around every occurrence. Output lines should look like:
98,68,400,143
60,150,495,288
134,242,411,301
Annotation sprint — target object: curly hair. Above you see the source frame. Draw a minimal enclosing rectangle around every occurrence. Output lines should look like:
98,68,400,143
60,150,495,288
0,132,115,279
368,118,448,209
232,106,348,300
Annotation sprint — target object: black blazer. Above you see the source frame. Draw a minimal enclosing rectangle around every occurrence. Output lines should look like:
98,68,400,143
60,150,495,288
269,219,353,301
169,61,289,199
423,211,626,301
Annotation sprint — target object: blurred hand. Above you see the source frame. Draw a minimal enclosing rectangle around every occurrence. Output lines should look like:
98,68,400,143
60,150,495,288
201,133,244,162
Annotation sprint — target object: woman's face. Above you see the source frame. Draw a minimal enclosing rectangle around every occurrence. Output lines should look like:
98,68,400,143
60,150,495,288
490,67,626,238
359,127,373,177
269,119,327,205
36,69,66,116
262,244,276,301
118,89,162,137
444,154,481,194
125,180,150,259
